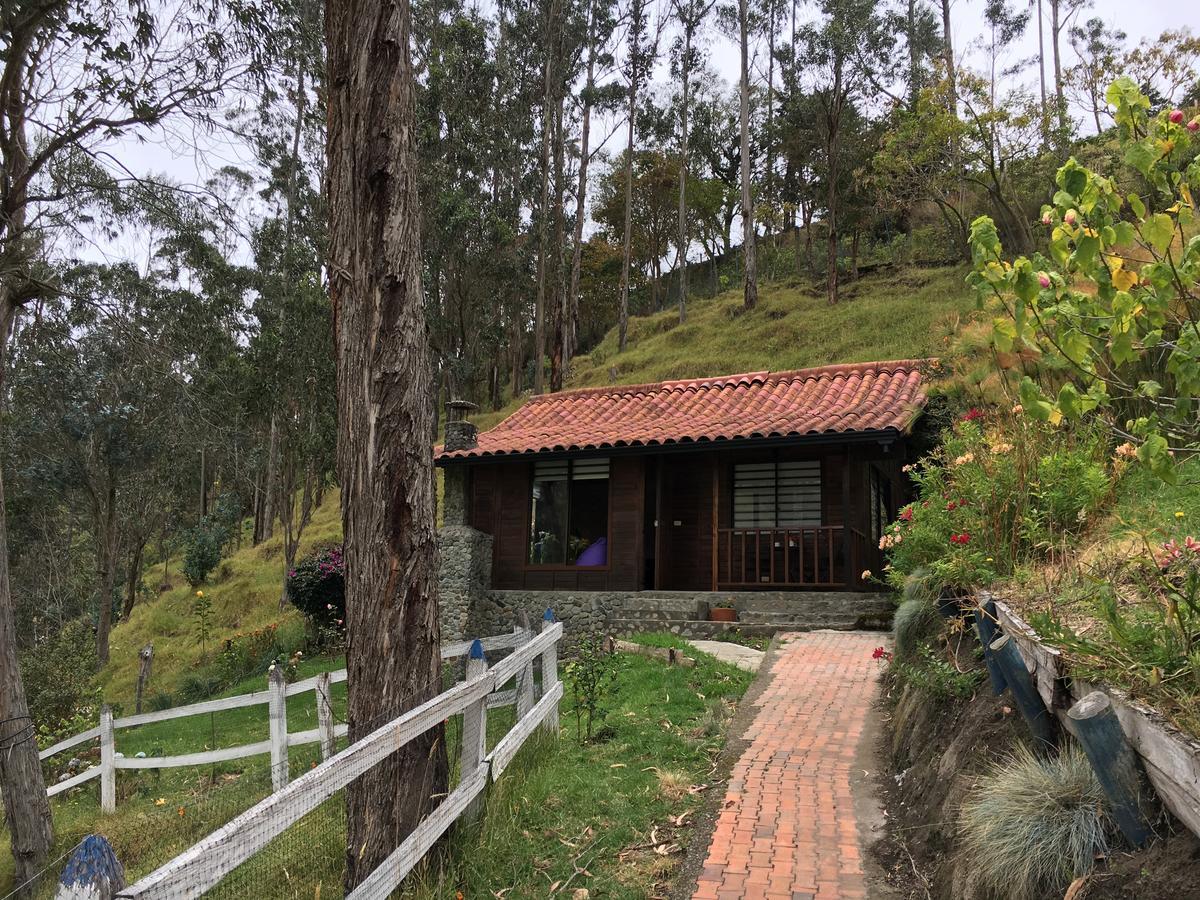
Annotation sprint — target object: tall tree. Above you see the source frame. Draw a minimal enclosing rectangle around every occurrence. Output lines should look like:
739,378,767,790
1067,17,1126,133
534,0,566,392
326,0,448,889
617,0,653,350
801,0,893,305
1048,0,1089,138
672,0,716,322
737,0,758,309
1035,0,1050,143
567,0,619,374
0,0,269,881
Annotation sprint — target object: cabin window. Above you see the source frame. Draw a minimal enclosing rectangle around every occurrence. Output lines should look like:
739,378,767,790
869,466,892,543
732,460,821,528
528,458,610,566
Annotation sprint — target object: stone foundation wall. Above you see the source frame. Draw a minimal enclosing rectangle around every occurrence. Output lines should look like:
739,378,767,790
437,525,492,642
466,590,625,647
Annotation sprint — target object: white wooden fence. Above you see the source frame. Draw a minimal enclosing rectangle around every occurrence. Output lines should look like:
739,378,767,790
40,628,547,812
111,616,562,899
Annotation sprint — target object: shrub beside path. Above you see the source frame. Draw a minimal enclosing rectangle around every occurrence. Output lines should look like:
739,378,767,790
691,631,889,900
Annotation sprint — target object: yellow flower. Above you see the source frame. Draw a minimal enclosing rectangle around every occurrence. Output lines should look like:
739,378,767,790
195,590,204,597
986,557,994,562
1176,511,1186,519
861,569,873,580
154,798,166,806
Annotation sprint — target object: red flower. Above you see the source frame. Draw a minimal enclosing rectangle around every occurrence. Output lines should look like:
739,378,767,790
947,500,957,511
960,408,983,422
899,507,913,522
950,533,972,545
871,646,891,661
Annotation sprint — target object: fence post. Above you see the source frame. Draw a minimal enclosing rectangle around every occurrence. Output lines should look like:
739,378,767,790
515,610,535,719
316,671,336,761
268,665,289,791
135,643,154,715
540,609,559,737
990,634,1056,754
461,639,489,823
100,704,116,814
1068,691,1153,847
974,598,1007,695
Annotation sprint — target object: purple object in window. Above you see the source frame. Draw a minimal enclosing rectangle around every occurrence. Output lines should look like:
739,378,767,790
574,537,607,566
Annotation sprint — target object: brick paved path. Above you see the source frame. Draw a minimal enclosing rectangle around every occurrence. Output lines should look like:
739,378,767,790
693,631,886,900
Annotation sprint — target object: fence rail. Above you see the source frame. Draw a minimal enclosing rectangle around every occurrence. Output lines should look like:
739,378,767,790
115,616,563,899
40,629,534,807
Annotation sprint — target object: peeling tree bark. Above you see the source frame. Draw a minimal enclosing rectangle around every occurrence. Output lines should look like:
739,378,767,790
325,0,448,888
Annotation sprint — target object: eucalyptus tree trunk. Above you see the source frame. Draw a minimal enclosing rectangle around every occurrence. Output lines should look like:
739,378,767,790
738,0,757,310
824,55,844,306
567,0,597,369
325,0,448,888
617,12,640,351
550,88,567,391
94,478,118,665
0,292,53,890
1036,0,1049,143
534,0,562,394
677,8,693,323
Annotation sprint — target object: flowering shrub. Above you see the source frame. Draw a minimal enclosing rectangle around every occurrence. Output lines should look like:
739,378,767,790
884,408,1111,592
286,545,345,628
968,79,1200,479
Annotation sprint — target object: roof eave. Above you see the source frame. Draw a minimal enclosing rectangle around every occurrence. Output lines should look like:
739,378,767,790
435,426,914,466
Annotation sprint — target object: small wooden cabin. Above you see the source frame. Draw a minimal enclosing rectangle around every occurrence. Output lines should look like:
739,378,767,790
436,360,930,595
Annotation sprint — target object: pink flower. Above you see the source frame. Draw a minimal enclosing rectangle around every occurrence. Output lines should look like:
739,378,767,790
1189,118,1200,133
1041,211,1053,226
899,507,913,523
1064,209,1078,226
1169,109,1185,124
1037,271,1051,289
1184,535,1200,553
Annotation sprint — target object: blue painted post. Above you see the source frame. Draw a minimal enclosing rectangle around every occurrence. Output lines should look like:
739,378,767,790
56,834,125,899
990,634,1056,754
1068,691,1153,847
974,598,1007,695
540,609,559,737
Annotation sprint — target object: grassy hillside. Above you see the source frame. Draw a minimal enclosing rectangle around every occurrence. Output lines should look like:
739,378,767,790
101,263,977,702
99,493,343,706
474,264,976,432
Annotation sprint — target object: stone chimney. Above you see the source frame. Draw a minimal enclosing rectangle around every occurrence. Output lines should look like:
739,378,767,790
444,399,479,453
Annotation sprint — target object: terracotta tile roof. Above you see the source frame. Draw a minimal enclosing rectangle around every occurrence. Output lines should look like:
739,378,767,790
438,359,933,461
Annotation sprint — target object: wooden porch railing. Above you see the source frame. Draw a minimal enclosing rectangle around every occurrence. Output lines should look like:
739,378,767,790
716,527,866,589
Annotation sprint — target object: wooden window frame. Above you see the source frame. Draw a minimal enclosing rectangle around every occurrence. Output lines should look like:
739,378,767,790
727,453,823,529
522,457,613,571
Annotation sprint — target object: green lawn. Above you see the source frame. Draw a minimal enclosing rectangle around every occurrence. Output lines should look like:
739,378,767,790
10,639,753,898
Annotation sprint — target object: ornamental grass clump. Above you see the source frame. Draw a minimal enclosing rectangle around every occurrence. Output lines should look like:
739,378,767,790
961,744,1113,899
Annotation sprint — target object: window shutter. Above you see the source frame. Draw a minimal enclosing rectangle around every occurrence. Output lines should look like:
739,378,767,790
732,460,821,528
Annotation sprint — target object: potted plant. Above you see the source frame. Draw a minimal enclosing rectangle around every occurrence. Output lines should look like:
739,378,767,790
709,600,737,623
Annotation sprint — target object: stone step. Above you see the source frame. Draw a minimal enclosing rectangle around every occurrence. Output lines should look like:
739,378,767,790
604,618,890,639
612,607,705,621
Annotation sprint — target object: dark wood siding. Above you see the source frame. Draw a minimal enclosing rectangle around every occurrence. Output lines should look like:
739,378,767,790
465,456,643,590
461,440,911,594
658,453,715,591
